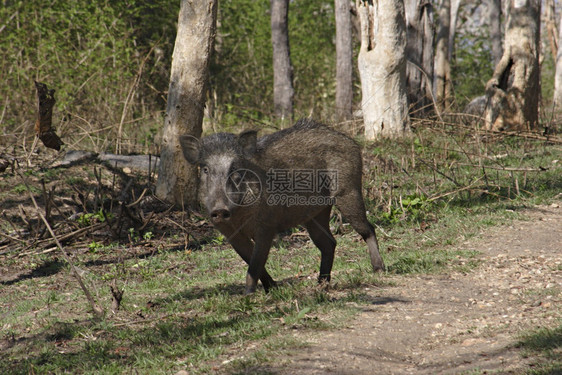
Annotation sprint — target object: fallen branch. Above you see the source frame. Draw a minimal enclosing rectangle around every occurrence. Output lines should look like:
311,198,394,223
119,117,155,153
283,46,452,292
428,116,562,144
18,172,104,319
417,157,461,187
0,230,27,245
17,222,106,257
428,176,484,202
456,163,549,172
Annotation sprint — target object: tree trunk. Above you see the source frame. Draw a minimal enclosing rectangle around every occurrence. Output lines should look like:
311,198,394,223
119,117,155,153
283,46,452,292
155,0,218,206
448,0,460,62
554,7,562,110
356,0,410,139
489,0,503,65
434,0,452,111
484,0,540,131
545,0,558,62
335,0,354,122
405,0,434,116
271,0,294,122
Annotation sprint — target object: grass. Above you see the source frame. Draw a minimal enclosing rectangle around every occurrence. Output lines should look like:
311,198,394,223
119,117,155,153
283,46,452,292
0,203,543,374
0,240,362,374
0,124,560,374
518,324,562,375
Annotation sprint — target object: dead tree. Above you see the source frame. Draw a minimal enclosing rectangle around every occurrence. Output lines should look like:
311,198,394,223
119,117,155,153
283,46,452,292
335,0,354,122
434,0,453,111
356,0,410,138
405,0,434,116
155,0,218,206
483,0,540,131
271,0,294,122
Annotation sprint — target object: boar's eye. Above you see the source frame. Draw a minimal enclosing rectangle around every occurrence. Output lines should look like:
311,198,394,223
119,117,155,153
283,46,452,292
201,166,209,174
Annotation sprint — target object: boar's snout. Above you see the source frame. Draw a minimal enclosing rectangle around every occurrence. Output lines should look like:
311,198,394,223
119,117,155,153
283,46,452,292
210,208,231,224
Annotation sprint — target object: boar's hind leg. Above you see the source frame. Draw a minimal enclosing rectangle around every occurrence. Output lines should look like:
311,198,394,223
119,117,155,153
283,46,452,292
335,192,385,272
227,232,277,292
305,206,336,283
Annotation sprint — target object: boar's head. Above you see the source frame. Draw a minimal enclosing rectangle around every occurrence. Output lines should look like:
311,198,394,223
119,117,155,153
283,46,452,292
180,130,262,225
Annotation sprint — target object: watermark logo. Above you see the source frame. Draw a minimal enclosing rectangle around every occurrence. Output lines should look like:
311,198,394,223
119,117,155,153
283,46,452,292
266,194,336,207
225,168,338,207
266,168,338,207
266,169,338,194
225,169,338,207
225,169,261,206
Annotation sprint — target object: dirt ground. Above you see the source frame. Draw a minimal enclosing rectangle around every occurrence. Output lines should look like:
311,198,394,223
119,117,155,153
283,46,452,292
243,203,561,375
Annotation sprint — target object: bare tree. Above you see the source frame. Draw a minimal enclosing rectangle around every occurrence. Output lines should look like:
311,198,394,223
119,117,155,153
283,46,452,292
554,5,562,111
545,0,558,62
356,0,410,139
489,0,503,65
484,0,540,131
335,0,354,122
405,0,434,116
155,0,218,206
434,0,453,110
271,0,294,122
448,0,460,62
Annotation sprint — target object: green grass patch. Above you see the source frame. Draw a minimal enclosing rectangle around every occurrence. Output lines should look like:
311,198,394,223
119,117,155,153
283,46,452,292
517,324,562,375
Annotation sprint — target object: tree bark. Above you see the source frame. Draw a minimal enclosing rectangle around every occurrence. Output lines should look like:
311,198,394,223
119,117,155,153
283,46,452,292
405,0,434,116
434,0,452,111
271,0,294,122
335,0,354,122
448,0,460,62
484,0,540,131
545,0,558,62
356,0,410,139
155,0,218,206
488,0,503,65
554,6,562,110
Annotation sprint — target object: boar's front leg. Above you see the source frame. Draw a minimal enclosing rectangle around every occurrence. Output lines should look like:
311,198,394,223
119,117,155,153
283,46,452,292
245,230,275,294
227,231,277,292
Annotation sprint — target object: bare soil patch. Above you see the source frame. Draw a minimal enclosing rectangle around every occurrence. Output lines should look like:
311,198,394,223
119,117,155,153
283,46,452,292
242,203,562,374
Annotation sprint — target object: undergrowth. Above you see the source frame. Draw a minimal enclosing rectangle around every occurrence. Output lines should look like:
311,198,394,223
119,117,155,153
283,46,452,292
0,121,560,374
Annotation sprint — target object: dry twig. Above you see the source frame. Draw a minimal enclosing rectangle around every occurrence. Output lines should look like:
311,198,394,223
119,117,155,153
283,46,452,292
18,172,104,319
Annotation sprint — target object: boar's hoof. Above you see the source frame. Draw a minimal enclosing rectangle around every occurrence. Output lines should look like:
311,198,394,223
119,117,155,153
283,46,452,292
262,280,278,293
318,274,331,284
371,258,386,273
372,263,386,273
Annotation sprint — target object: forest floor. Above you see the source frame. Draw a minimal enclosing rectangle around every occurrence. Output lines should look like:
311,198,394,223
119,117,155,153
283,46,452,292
231,202,562,375
1,148,560,374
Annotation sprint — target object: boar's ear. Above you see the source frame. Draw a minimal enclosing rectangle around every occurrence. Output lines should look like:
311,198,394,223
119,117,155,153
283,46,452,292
179,135,200,164
238,130,257,156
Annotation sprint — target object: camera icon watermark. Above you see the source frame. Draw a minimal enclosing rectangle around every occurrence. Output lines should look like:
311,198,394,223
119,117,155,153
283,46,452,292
225,169,262,206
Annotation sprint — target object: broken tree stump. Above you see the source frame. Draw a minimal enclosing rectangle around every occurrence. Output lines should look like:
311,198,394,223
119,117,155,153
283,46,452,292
34,81,64,151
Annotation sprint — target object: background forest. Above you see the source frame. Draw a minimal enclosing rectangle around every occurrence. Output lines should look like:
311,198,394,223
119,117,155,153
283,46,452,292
1,0,555,153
